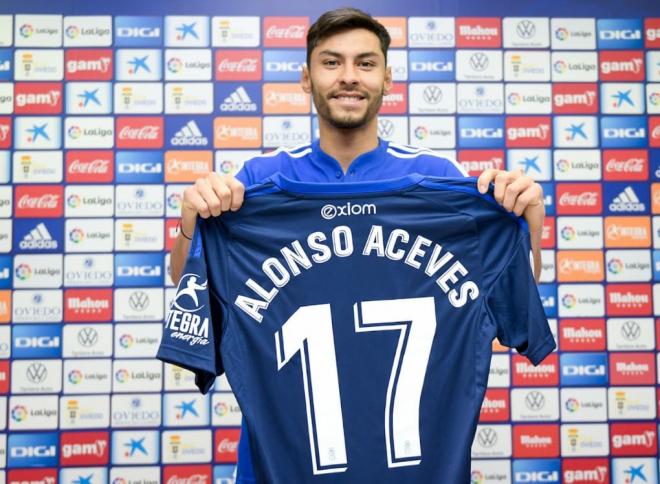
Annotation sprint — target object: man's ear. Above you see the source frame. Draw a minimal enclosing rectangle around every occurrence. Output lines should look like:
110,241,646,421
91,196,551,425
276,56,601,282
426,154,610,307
301,64,312,94
383,65,393,95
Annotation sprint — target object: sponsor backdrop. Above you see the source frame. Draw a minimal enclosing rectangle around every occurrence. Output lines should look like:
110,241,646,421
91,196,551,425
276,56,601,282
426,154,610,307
0,0,658,483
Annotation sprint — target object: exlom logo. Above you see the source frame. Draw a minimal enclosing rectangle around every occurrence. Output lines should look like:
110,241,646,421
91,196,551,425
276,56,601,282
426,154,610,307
560,352,608,386
8,432,59,467
512,458,561,483
164,272,210,346
321,202,377,220
597,19,643,49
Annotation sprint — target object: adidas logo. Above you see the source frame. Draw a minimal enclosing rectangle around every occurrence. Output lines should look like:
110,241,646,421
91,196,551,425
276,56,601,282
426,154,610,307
220,86,258,112
171,120,209,146
609,186,645,212
20,223,58,250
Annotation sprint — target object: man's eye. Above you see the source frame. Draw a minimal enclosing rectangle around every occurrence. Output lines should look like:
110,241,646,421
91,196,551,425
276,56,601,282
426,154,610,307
360,62,375,68
323,60,338,66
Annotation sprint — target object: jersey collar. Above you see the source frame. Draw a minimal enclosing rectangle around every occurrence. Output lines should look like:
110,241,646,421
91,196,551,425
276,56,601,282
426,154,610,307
310,137,389,176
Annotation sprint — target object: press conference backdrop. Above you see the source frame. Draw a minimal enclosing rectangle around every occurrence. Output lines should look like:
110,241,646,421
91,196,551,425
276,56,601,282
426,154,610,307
0,0,659,482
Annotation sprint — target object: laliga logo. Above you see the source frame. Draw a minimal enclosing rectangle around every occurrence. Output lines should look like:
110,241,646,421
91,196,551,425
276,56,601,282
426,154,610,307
507,93,521,105
555,28,569,41
607,258,624,274
69,228,84,243
556,159,570,173
562,293,577,309
68,126,82,139
167,193,182,210
553,60,567,73
414,126,429,140
66,25,80,39
119,334,134,348
167,57,183,74
321,202,377,220
19,24,34,38
471,470,484,484
67,194,82,208
560,226,576,241
15,263,32,281
564,398,579,412
68,369,83,384
11,405,28,422
219,160,235,174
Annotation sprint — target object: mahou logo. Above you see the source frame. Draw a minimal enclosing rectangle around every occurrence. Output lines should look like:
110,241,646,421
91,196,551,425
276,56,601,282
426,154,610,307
562,458,609,484
116,117,163,148
263,17,308,47
513,425,560,458
64,288,112,322
215,50,262,81
606,284,652,316
552,83,599,114
15,186,63,218
65,49,113,81
14,82,63,114
609,352,655,385
560,319,606,351
479,389,509,422
163,465,212,484
512,354,559,386
505,116,552,147
66,151,114,183
215,428,240,463
380,83,407,114
603,150,648,181
610,423,657,456
556,184,602,215
456,17,502,47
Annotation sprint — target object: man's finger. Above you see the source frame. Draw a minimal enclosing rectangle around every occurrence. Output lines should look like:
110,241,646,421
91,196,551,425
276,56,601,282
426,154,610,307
501,176,532,211
196,178,223,217
224,176,246,211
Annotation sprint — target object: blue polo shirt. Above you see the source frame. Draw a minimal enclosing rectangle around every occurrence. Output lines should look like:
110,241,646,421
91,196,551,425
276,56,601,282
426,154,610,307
230,137,466,483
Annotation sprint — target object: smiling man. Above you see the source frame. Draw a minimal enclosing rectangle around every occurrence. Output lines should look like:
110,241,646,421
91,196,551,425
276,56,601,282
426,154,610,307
167,8,547,483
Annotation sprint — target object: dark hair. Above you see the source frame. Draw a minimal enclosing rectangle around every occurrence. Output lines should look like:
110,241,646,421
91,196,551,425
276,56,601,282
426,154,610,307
306,8,391,67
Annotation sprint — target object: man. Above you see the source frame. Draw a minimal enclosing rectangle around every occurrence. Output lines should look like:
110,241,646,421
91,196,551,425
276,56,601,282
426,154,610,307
169,8,546,483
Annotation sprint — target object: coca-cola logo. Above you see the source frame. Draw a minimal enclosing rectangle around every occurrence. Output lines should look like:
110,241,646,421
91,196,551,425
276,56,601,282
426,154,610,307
69,158,110,174
217,59,258,72
217,438,238,453
18,194,60,208
166,475,208,484
559,192,598,206
606,157,644,173
652,125,660,140
266,25,306,39
119,125,160,140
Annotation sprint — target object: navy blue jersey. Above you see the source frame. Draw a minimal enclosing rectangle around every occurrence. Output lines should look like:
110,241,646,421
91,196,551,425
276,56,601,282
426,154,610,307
157,174,554,484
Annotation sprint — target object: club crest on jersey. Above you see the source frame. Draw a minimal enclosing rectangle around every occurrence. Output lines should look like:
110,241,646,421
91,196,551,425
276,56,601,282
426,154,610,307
164,272,210,346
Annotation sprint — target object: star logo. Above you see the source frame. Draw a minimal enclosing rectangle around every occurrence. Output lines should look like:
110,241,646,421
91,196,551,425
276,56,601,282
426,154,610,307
611,89,634,108
128,56,150,74
519,155,541,174
175,399,199,419
124,437,148,457
176,22,198,40
27,123,50,142
565,123,587,141
624,464,646,483
78,88,101,108
73,475,94,484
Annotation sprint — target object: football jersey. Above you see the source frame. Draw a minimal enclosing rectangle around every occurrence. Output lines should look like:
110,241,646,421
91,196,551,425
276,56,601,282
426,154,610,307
157,174,555,484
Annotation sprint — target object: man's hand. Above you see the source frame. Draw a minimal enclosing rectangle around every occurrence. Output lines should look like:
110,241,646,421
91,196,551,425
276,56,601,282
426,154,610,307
181,173,245,237
171,173,245,284
477,168,545,281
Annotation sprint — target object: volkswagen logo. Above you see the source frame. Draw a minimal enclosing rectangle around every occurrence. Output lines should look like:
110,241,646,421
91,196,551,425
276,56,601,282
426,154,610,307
620,320,640,341
476,427,497,447
378,119,395,138
470,52,490,72
423,85,443,104
516,20,536,39
129,291,150,312
78,327,99,347
27,362,48,383
525,391,546,411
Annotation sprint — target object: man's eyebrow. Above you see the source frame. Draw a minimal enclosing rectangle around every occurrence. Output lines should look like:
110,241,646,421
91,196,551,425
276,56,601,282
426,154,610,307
317,50,381,59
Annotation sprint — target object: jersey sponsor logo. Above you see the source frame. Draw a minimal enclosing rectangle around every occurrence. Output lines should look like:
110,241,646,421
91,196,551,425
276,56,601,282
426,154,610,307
597,19,644,49
513,425,560,458
263,17,308,47
165,273,210,346
556,183,602,215
14,82,62,114
456,17,501,47
560,353,608,386
458,149,505,175
603,150,648,181
604,216,651,247
606,284,653,315
116,116,164,148
65,49,113,81
66,150,114,183
599,50,645,81
320,202,377,220
609,353,655,385
215,49,262,81
610,423,657,456
552,83,599,114
64,288,112,322
15,185,64,218
562,458,609,483
559,319,606,351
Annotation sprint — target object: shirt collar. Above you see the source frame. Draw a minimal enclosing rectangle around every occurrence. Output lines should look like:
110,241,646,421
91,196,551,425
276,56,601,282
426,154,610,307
310,137,389,175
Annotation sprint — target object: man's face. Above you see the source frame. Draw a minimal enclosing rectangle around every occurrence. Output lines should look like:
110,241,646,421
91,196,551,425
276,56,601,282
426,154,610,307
302,28,392,130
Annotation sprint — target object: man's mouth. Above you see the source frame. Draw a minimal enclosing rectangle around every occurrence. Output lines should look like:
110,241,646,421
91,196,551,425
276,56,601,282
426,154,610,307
330,92,366,106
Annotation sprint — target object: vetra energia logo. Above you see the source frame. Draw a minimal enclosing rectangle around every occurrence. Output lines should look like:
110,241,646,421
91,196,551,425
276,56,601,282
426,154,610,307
165,273,210,346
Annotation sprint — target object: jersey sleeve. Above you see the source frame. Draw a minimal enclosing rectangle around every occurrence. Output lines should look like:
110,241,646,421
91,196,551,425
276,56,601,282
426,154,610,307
485,229,556,365
156,224,224,394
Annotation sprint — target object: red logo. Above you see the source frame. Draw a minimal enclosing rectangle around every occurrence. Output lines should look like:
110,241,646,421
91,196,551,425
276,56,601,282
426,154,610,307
506,116,552,147
512,353,559,386
379,83,407,114
14,83,63,114
513,424,560,458
165,218,180,251
263,17,308,47
163,465,212,484
603,150,648,181
556,183,602,215
15,186,64,218
0,116,11,149
649,117,660,148
116,117,163,149
599,51,645,81
64,289,112,322
65,49,113,81
610,423,657,456
479,389,509,422
609,352,656,385
60,431,109,466
645,18,660,48
458,150,505,175
456,17,501,47
66,151,114,183
559,319,606,351
562,458,609,484
215,50,262,81
0,360,9,393
215,428,240,463
542,216,555,249
552,83,598,114
606,284,653,316
8,470,58,484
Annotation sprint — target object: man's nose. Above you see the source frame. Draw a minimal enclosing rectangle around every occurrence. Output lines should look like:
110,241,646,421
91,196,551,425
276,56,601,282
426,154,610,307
338,63,359,85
